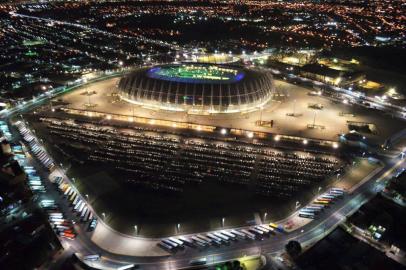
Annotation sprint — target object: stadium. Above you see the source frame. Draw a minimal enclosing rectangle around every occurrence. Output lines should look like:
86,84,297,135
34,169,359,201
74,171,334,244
117,63,275,114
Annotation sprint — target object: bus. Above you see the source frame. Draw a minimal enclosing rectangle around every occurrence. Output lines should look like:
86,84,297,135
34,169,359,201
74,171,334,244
67,188,75,197
48,212,63,217
240,229,256,240
158,242,173,251
313,200,329,205
307,205,325,210
214,232,230,241
162,239,178,248
317,198,334,203
82,210,91,223
258,225,273,233
168,237,184,247
269,223,286,233
69,193,77,202
191,236,207,246
189,258,207,266
83,255,100,261
206,234,222,246
329,190,344,197
178,236,194,247
231,229,247,239
72,196,80,206
74,201,83,211
320,194,336,200
80,207,88,218
196,235,212,244
299,209,319,215
299,213,316,219
77,202,86,213
64,186,72,196
221,230,236,240
88,219,97,231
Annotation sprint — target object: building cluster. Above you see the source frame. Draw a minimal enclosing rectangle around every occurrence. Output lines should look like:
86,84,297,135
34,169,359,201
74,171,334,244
0,121,62,269
0,6,173,109
9,0,403,52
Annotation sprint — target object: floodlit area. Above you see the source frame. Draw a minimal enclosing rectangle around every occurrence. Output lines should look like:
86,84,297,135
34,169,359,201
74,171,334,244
55,77,404,144
23,73,404,237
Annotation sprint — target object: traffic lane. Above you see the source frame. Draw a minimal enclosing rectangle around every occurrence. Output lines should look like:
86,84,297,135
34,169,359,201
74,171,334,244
65,158,398,268
50,157,400,270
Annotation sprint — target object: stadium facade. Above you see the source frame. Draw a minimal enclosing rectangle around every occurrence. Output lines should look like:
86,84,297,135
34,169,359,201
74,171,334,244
118,63,275,114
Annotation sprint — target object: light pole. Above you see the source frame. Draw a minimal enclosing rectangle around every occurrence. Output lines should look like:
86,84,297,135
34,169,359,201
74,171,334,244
263,212,267,222
176,223,180,234
312,111,317,127
222,217,225,228
134,225,138,235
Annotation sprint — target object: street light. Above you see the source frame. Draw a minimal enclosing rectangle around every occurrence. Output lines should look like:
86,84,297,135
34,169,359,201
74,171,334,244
134,225,138,235
303,139,308,145
222,217,225,227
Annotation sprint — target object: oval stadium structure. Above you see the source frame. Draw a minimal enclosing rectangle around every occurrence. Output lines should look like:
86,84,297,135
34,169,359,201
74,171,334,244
118,63,275,114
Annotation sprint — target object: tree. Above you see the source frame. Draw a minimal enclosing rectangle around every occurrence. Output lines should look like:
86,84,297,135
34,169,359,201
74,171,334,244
285,240,302,259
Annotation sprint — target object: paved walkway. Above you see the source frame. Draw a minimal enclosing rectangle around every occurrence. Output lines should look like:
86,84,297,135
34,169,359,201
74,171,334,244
90,223,168,257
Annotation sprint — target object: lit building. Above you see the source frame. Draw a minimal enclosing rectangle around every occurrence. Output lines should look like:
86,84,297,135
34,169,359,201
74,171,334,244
118,63,275,114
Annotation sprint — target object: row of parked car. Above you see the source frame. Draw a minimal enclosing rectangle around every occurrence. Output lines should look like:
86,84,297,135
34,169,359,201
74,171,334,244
159,223,286,252
40,199,77,240
298,187,345,219
14,120,55,170
53,176,97,232
24,166,48,193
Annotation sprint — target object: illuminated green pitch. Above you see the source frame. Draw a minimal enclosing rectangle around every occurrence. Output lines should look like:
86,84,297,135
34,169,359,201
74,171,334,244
147,64,245,83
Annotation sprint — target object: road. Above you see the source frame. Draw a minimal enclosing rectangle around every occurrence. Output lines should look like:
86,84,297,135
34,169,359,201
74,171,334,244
16,119,405,270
